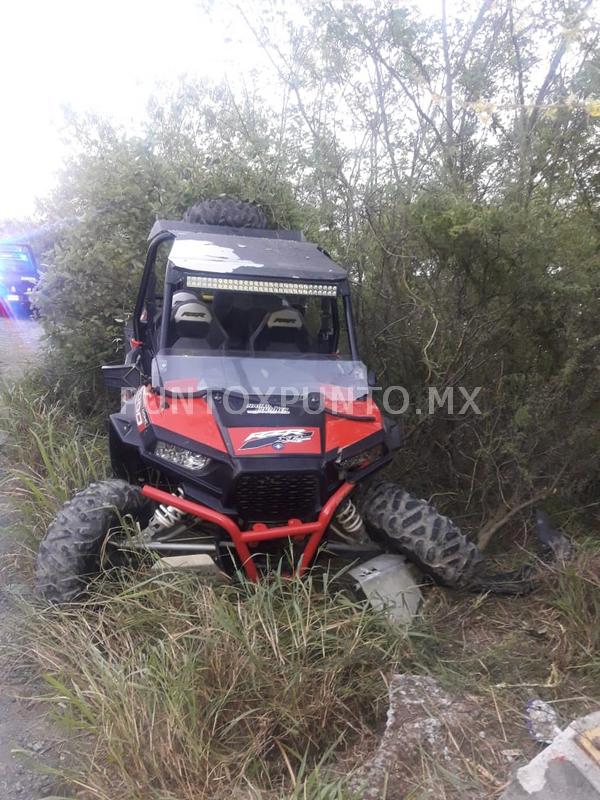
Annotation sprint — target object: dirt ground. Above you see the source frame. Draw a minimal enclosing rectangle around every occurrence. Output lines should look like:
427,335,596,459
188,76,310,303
0,318,66,800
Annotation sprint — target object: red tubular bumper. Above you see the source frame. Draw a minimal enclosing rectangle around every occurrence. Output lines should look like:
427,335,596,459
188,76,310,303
141,482,355,581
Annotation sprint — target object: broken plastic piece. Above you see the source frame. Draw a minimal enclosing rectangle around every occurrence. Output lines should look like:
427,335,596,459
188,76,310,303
527,699,562,744
349,554,423,624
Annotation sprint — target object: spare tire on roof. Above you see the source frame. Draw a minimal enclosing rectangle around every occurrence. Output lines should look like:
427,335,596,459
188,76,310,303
183,198,268,228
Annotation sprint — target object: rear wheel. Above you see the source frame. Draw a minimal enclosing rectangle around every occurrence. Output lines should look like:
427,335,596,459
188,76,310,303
362,482,482,586
35,480,151,603
183,198,268,228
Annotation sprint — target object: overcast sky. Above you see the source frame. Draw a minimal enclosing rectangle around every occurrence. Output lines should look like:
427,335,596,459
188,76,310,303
0,0,269,217
0,0,447,219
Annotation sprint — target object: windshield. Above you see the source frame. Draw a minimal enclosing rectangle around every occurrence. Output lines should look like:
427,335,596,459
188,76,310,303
160,279,351,357
154,352,369,400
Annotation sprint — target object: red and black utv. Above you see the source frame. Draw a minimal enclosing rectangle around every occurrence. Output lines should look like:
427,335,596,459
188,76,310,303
35,200,480,603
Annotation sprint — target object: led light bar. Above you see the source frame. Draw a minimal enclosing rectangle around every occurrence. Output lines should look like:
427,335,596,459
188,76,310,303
186,276,337,297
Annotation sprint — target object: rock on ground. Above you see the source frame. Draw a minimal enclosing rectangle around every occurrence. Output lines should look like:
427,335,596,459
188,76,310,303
348,674,507,799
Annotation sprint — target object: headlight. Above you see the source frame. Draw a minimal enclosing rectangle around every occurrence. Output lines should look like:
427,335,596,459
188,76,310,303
154,441,210,471
337,444,384,472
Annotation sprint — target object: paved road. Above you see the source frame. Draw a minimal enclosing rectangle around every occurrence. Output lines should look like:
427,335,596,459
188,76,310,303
0,319,41,382
0,318,66,800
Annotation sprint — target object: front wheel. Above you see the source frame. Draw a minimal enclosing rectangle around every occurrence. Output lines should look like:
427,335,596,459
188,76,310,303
35,480,151,603
362,482,482,586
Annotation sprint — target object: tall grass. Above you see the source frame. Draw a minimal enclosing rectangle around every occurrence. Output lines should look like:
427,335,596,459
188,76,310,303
0,379,108,542
4,375,600,799
1,380,407,797
546,544,600,686
28,573,408,800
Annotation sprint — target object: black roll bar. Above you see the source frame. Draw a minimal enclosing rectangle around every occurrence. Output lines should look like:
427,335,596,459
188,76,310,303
133,232,175,343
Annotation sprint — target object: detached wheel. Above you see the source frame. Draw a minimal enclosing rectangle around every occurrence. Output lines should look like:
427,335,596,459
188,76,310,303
362,482,482,586
35,480,151,603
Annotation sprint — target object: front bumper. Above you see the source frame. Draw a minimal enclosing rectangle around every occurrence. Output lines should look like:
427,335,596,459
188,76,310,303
141,482,355,581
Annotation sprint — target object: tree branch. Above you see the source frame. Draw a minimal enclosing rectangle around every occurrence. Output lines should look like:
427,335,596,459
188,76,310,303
452,0,496,79
477,489,553,550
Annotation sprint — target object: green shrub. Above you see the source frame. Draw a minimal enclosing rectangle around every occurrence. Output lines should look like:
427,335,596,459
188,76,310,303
34,99,308,405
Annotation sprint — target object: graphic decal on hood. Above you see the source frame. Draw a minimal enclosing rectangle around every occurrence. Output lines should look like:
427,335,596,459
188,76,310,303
240,428,314,451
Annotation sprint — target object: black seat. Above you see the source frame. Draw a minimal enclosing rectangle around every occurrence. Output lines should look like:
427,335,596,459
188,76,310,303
168,299,228,350
249,307,311,353
213,291,284,350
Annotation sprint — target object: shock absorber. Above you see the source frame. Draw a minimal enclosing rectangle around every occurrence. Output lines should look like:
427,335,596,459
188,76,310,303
145,490,189,538
332,498,368,542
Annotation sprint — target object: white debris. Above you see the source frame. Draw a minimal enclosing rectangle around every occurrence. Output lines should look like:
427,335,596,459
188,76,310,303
526,699,562,744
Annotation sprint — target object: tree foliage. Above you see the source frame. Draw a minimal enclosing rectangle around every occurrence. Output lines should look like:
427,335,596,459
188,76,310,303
15,0,600,537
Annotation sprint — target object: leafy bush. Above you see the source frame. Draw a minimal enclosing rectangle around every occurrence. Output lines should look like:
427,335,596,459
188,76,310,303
34,98,309,401
21,1,600,535
356,194,600,536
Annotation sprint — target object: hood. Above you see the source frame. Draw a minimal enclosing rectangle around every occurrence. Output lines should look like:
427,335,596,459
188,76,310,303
138,386,383,459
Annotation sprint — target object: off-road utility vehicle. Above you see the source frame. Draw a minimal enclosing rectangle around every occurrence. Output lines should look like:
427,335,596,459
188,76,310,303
35,199,482,603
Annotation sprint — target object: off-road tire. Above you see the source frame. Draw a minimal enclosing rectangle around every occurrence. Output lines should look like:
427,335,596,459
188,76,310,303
362,482,482,586
183,198,268,228
35,480,150,603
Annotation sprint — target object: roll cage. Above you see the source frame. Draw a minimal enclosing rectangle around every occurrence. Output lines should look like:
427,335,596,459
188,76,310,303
132,221,359,368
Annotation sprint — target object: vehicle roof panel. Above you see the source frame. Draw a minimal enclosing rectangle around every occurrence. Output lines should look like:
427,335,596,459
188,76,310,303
151,222,347,281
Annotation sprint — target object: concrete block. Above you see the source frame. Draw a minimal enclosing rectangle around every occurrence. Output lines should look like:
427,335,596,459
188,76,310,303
501,710,600,799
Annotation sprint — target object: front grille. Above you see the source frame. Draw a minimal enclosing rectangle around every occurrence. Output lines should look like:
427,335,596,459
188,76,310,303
234,472,320,522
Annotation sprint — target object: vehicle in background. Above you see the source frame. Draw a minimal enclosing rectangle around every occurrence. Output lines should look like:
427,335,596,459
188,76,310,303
0,243,38,318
